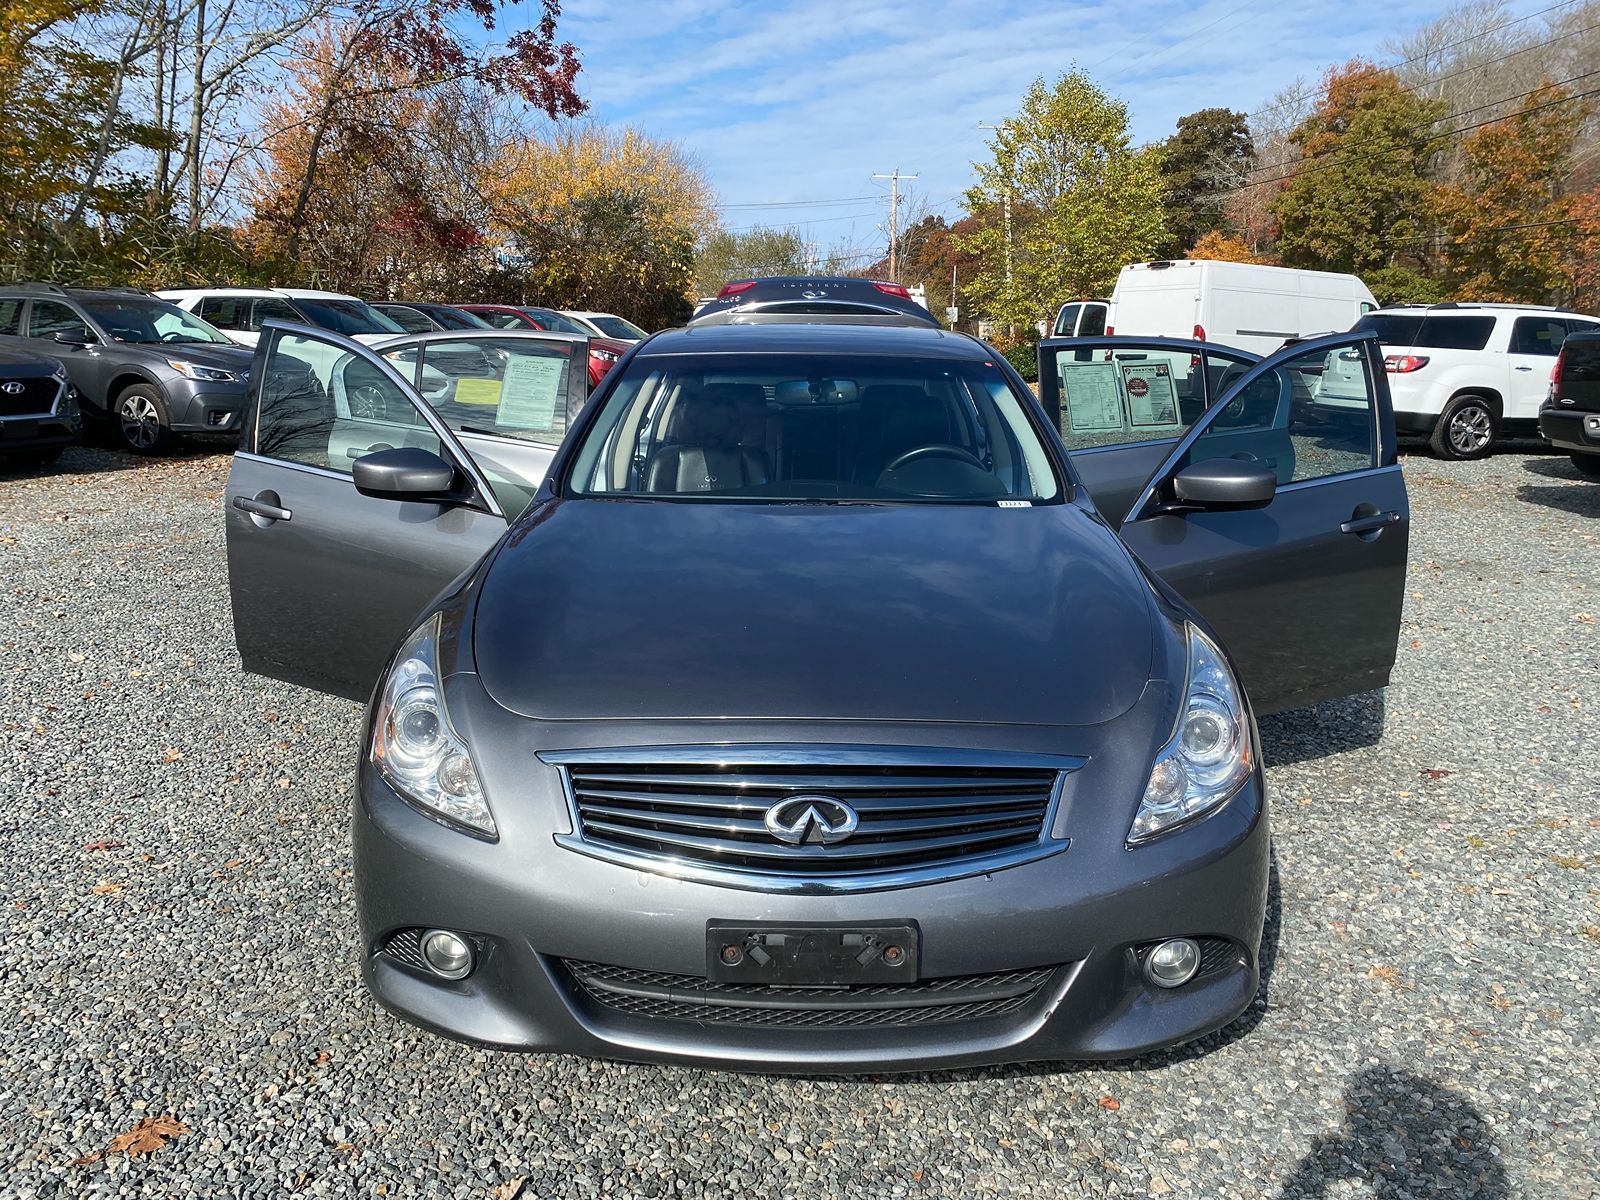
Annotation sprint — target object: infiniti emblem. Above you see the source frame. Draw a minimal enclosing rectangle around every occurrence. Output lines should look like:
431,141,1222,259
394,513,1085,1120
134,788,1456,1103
0,382,24,395
801,289,827,299
763,794,858,845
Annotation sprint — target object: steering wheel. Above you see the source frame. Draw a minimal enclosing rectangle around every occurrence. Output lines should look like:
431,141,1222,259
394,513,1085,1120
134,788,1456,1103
882,444,984,474
160,330,187,343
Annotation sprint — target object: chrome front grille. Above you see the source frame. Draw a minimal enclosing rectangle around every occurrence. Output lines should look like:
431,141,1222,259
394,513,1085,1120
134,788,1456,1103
564,958,1058,1028
546,747,1075,891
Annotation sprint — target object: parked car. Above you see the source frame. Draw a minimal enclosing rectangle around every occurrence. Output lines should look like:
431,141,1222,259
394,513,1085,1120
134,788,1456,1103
1539,328,1600,476
0,284,253,453
691,276,941,326
1352,302,1600,459
223,317,1407,1069
454,305,630,386
372,303,492,334
1051,299,1110,337
0,344,82,469
560,311,648,341
1107,261,1377,356
157,287,405,346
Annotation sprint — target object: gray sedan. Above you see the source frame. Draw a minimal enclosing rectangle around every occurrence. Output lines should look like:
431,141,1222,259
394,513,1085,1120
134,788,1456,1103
223,320,1408,1070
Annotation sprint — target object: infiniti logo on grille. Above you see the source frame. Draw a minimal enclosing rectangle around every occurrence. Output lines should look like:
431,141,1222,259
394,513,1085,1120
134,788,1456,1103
763,794,858,845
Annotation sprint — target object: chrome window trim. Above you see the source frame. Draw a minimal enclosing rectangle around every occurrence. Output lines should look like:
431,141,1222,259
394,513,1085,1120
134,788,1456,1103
539,744,1082,896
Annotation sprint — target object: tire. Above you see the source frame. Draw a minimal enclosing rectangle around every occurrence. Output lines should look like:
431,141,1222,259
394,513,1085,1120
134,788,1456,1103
1429,393,1498,460
1,446,65,471
113,383,175,455
1572,451,1600,478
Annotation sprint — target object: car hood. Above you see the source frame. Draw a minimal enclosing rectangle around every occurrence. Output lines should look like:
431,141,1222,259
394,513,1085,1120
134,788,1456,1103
0,348,62,375
473,500,1159,726
143,342,255,370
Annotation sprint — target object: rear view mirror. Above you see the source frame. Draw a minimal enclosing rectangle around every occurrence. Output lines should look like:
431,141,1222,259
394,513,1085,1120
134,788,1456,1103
1170,458,1276,511
352,446,457,501
774,378,858,405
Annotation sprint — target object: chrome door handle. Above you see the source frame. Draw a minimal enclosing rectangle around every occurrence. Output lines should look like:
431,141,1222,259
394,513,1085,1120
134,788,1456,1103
1340,511,1399,535
233,494,292,522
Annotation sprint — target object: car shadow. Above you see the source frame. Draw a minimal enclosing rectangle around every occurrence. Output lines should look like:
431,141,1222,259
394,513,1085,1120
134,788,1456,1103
0,440,232,480
1256,689,1387,768
1515,455,1599,517
1275,1065,1510,1198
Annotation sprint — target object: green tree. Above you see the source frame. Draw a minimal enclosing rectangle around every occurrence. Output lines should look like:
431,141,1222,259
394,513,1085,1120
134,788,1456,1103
694,226,810,295
959,72,1167,327
1272,61,1447,275
1159,108,1254,253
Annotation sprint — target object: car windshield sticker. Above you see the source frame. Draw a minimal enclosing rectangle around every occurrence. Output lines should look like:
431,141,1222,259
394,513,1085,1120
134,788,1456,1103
1059,360,1124,433
495,353,564,431
1121,363,1181,431
452,377,502,406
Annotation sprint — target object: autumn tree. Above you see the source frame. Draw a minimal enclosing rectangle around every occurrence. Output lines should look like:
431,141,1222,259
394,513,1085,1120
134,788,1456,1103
1159,108,1254,253
1186,230,1272,264
1436,82,1594,302
1272,62,1447,276
694,226,812,295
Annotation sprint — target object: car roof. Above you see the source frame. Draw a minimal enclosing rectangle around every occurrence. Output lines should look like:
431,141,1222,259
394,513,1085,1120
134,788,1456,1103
637,322,988,360
1371,302,1570,315
157,286,360,301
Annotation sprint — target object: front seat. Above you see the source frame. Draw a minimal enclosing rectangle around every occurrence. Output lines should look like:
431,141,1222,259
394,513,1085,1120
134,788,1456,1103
853,384,952,483
644,383,772,493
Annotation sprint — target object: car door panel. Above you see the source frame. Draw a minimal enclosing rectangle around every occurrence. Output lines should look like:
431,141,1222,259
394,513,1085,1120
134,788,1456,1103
226,323,533,702
1111,332,1409,714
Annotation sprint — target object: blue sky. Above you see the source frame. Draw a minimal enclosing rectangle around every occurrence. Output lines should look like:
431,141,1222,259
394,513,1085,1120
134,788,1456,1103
559,0,1541,253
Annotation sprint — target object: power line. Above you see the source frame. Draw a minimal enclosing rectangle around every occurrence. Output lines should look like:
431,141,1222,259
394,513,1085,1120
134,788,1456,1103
872,168,917,282
716,194,879,210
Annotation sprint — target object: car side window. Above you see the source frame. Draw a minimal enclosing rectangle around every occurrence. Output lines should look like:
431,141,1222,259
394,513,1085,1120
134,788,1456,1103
0,298,22,334
1184,344,1378,486
255,331,440,475
1509,316,1567,357
250,297,301,331
199,297,247,329
28,300,93,342
1078,305,1107,336
413,338,578,443
1054,347,1244,451
1053,304,1081,337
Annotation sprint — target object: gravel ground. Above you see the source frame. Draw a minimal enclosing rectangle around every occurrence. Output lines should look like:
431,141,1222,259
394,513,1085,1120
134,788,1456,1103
1,438,1596,1199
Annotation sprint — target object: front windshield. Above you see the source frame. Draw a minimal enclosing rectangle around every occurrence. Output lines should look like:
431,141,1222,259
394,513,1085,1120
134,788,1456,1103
294,297,405,336
569,353,1060,504
81,297,231,345
588,314,646,339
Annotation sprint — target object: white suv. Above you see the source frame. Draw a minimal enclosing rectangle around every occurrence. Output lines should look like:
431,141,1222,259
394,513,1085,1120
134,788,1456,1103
156,287,404,347
1353,303,1600,459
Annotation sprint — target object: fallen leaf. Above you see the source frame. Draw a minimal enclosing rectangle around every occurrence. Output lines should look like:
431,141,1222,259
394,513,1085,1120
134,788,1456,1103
1420,768,1452,781
68,651,86,663
71,1151,102,1166
222,858,244,870
107,1115,189,1157
161,747,183,763
1098,1095,1120,1112
1409,638,1423,649
83,839,122,852
1151,1178,1174,1196
911,1169,925,1182
1576,613,1595,624
312,1050,331,1065
91,882,124,895
489,1179,526,1200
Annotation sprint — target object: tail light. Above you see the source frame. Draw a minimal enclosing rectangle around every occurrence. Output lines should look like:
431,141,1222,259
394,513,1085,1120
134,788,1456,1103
1193,324,1206,342
1105,324,1114,336
717,281,758,298
1383,354,1430,373
871,281,911,298
1551,352,1564,389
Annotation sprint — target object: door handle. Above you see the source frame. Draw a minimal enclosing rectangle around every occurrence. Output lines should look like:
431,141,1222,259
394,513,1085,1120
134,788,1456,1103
1514,365,1534,372
233,494,292,522
1340,511,1399,535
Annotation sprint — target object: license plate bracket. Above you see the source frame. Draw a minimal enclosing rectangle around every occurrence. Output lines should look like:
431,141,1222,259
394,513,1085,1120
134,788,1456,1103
706,920,920,986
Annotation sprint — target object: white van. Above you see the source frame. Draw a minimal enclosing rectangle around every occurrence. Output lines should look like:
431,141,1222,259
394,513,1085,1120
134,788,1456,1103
1106,261,1377,356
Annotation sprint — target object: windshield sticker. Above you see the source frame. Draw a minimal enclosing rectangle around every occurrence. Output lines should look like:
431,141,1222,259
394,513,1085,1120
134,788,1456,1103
1059,361,1125,433
997,499,1032,508
452,377,502,407
1120,363,1182,431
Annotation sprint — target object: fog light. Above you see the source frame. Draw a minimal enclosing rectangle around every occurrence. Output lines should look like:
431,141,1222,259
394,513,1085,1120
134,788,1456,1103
1145,938,1201,989
421,929,473,980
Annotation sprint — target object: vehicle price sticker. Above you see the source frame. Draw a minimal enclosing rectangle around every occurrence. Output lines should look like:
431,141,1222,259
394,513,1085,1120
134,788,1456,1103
452,377,503,406
1120,363,1181,431
1058,361,1125,434
495,353,565,432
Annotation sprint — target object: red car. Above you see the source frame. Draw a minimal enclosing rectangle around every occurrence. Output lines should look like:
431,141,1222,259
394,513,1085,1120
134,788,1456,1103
457,304,629,386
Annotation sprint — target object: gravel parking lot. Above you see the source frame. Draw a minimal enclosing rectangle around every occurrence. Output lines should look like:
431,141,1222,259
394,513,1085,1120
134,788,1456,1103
1,439,1596,1199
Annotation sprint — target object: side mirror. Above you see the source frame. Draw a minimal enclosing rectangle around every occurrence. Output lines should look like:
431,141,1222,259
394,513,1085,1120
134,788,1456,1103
1170,458,1276,511
54,329,95,347
352,446,458,501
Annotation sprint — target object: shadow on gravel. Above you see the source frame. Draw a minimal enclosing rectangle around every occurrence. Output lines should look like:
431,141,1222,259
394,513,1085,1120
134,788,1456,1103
1275,1066,1509,1198
1516,456,1600,517
1257,689,1387,767
0,440,232,482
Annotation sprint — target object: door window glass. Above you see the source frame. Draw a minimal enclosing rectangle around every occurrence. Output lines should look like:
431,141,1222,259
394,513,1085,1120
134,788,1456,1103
27,300,94,342
1509,316,1567,357
250,297,301,331
255,331,440,474
1181,343,1378,485
1053,347,1246,451
1078,305,1107,336
1353,313,1494,350
199,296,248,329
1053,304,1081,337
415,337,578,442
0,298,24,334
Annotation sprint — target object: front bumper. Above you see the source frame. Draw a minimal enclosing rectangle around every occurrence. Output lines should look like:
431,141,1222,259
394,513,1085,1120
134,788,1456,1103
167,383,246,433
1539,407,1600,455
0,391,81,453
354,706,1270,1072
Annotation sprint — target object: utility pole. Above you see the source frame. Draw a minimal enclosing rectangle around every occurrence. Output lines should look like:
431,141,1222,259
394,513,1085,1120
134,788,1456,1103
872,168,918,282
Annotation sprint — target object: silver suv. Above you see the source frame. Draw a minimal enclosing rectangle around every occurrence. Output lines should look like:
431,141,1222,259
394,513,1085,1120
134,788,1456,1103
1352,302,1600,459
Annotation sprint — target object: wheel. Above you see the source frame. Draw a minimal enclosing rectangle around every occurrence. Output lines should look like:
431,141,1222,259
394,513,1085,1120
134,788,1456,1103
1572,452,1600,478
113,383,175,455
1429,393,1498,460
1,446,65,471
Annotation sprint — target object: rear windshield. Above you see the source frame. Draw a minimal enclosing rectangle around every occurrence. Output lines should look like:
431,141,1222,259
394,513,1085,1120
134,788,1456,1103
587,314,647,339
568,352,1060,504
293,298,404,336
1354,313,1494,351
1563,333,1600,380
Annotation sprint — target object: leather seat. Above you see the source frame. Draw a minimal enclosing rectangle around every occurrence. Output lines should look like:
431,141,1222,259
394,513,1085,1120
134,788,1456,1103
645,383,772,493
853,384,952,483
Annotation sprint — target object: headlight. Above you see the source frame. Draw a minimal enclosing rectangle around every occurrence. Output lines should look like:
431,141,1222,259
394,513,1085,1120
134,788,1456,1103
589,346,621,364
370,614,494,836
166,359,239,383
1129,624,1252,844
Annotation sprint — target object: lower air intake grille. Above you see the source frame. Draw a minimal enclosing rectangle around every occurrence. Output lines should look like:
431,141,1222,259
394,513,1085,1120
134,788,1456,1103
563,959,1057,1028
